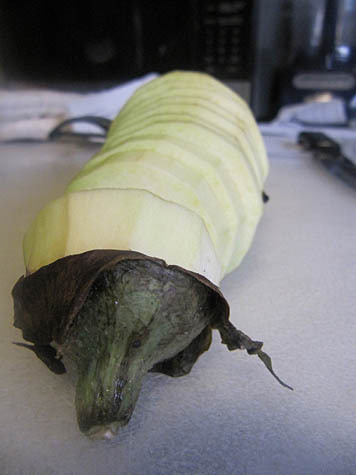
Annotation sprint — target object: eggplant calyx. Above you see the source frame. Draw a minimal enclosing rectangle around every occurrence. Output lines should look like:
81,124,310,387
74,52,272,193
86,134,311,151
12,249,291,437
12,250,226,435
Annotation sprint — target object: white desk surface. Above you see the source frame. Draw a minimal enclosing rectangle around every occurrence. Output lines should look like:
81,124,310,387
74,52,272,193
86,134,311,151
1,137,356,475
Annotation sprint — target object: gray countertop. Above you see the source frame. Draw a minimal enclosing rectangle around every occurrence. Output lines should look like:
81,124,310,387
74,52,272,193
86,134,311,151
1,138,355,475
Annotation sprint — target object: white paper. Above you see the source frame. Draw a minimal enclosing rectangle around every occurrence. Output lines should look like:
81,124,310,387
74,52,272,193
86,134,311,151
0,73,158,141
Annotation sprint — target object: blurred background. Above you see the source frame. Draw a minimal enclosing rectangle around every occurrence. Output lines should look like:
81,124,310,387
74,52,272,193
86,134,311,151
0,0,355,120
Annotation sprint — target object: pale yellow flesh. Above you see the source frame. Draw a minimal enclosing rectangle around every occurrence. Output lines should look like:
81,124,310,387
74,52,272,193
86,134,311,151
105,109,262,190
109,100,264,186
82,120,263,273
67,149,237,272
115,71,252,117
110,94,266,182
70,70,265,272
24,188,222,284
24,71,268,284
112,71,268,180
71,135,239,266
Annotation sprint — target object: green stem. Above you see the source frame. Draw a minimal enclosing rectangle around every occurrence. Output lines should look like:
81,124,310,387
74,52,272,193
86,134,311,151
62,257,216,435
75,345,145,436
